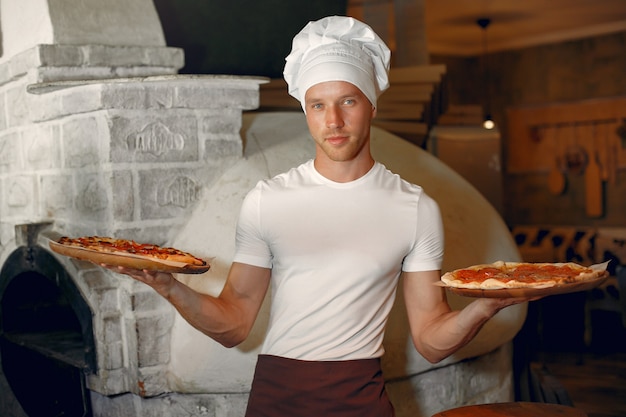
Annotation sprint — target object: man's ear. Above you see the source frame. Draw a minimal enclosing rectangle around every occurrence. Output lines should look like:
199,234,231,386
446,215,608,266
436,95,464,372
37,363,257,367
371,106,377,118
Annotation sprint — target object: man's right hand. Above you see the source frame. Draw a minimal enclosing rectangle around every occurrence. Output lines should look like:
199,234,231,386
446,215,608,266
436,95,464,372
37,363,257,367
100,264,175,297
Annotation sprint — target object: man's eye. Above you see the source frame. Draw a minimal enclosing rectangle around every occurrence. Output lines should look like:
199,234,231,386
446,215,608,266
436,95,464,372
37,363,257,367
343,99,354,105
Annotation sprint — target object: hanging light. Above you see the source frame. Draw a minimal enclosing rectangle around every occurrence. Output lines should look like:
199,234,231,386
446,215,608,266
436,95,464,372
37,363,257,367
477,18,495,130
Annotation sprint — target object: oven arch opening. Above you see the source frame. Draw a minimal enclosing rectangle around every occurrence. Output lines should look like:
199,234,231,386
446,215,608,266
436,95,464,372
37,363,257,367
0,246,96,417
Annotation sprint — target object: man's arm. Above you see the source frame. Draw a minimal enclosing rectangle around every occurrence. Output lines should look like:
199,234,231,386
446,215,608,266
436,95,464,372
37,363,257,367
106,262,271,348
402,269,530,363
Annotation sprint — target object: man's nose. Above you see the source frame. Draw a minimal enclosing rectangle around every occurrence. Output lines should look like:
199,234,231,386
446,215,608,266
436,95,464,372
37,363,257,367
326,106,344,129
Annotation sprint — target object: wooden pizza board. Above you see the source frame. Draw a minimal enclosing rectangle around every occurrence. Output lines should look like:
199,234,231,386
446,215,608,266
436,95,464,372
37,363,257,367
49,241,210,274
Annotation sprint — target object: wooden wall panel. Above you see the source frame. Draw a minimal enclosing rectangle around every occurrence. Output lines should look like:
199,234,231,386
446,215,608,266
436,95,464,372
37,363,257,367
507,96,626,176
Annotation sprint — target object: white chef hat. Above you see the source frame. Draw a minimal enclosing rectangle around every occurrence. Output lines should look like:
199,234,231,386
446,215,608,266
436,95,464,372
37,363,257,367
283,16,391,110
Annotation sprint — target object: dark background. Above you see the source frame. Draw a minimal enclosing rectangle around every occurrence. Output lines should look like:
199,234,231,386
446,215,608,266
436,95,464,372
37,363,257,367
153,0,347,77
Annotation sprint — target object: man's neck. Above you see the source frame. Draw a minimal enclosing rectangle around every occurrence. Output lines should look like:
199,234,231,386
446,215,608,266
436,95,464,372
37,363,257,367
313,156,375,183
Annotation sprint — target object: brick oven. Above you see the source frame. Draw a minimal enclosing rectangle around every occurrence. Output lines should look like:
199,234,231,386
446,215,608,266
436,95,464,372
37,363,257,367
1,223,97,416
0,66,266,417
0,69,266,416
0,1,261,415
0,1,528,416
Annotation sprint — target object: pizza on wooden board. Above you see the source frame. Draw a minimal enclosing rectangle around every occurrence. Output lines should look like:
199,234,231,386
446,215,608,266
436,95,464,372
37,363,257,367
441,261,608,290
50,236,210,273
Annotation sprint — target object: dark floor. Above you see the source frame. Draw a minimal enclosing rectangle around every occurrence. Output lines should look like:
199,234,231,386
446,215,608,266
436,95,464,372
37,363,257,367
523,294,626,417
531,351,626,417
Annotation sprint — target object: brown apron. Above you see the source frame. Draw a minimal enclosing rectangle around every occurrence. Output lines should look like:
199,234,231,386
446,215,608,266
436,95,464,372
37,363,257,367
245,354,395,417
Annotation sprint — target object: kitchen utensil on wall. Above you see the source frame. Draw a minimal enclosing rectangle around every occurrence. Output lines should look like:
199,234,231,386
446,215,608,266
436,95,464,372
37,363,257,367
585,126,603,217
597,123,610,181
608,122,619,184
564,124,588,175
547,126,566,195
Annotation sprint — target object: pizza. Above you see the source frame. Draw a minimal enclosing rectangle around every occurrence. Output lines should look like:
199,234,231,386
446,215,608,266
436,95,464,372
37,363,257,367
441,261,607,290
56,236,207,267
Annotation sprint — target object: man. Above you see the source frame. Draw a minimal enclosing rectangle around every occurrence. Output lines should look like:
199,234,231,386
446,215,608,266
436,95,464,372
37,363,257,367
110,16,530,417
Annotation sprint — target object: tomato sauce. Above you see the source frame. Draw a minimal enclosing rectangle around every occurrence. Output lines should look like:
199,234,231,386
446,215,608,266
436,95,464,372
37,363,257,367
457,264,586,283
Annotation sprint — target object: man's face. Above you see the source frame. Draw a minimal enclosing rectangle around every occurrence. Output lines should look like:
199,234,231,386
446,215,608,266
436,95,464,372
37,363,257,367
303,81,376,163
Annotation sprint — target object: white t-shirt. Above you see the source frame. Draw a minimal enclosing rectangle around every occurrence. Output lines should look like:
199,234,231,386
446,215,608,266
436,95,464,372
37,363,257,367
233,160,444,361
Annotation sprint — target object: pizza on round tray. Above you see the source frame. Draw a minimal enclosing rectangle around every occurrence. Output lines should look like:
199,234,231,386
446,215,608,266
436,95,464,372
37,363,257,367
49,236,210,274
439,261,609,298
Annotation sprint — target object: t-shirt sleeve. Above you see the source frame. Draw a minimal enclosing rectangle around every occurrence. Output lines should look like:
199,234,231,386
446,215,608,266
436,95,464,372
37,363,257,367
402,192,444,272
232,185,273,268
